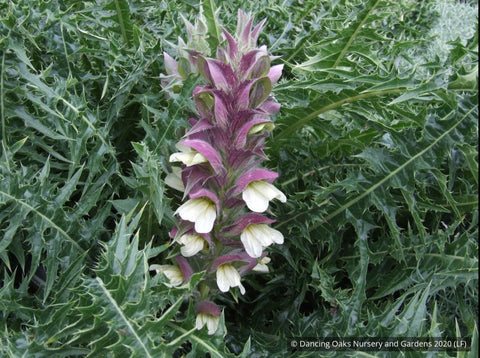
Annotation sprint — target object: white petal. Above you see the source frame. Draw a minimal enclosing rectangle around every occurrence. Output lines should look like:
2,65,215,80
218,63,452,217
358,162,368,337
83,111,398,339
248,122,275,135
206,316,219,335
169,151,207,166
223,265,245,294
260,257,271,264
216,264,245,293
180,244,200,257
176,198,208,223
190,153,208,166
179,234,205,257
149,264,163,273
253,257,271,273
265,225,284,244
238,282,246,295
196,314,206,330
165,270,183,286
242,185,270,212
254,181,287,203
155,265,184,286
240,226,263,258
252,263,269,273
168,152,181,163
194,204,216,233
168,151,189,163
241,224,284,257
224,265,239,285
165,167,185,192
216,266,230,292
252,224,275,246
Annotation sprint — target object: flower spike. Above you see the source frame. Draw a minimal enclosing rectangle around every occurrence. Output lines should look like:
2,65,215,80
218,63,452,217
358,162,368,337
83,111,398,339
156,10,286,336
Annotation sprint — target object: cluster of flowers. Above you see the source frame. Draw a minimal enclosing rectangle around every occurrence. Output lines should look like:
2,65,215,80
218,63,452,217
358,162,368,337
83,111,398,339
152,9,285,335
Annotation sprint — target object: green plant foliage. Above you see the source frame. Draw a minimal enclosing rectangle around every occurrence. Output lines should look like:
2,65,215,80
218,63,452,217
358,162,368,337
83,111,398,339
0,0,477,357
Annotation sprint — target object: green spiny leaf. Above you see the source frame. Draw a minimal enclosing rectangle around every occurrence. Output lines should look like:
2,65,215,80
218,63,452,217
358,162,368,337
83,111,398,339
202,0,221,50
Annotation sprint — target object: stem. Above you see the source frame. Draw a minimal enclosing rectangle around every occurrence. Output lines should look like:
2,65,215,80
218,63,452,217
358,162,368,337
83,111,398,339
1,45,7,145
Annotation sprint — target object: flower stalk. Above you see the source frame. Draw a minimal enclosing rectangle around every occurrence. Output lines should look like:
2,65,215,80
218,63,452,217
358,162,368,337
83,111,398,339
155,9,286,335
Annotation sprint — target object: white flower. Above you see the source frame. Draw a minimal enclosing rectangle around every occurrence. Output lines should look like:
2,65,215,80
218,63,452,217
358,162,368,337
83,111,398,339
165,166,185,192
240,223,284,258
149,264,183,287
177,233,206,257
216,263,245,294
248,122,275,136
175,197,216,233
242,180,286,213
252,256,271,273
169,144,207,166
196,313,220,335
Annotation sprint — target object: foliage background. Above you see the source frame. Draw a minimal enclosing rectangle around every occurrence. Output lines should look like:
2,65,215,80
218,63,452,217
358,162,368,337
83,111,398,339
0,0,477,357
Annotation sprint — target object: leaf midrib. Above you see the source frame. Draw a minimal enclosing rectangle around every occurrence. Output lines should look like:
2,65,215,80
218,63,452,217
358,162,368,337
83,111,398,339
322,107,475,223
96,276,153,358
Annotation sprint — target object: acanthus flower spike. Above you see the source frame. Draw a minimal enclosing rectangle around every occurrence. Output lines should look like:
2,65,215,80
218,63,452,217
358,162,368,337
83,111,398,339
157,9,286,335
